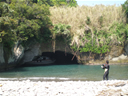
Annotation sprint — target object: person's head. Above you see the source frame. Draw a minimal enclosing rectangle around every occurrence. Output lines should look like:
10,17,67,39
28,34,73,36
106,60,109,64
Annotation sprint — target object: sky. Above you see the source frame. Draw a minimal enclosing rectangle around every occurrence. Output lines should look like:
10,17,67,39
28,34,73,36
76,0,126,6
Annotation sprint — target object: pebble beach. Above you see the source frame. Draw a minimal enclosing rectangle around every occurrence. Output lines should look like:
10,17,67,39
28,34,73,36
0,80,128,96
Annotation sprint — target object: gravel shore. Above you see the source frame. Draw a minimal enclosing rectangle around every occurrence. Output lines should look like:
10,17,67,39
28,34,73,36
0,80,128,96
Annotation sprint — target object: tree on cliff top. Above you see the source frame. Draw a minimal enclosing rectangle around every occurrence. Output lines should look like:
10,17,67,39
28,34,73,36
0,0,52,48
35,0,77,7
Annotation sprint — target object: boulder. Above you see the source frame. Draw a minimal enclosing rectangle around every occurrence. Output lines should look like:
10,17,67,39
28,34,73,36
112,57,119,61
112,54,127,61
109,45,124,57
118,54,127,59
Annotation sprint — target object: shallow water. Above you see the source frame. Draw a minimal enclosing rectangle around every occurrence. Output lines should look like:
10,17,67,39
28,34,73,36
0,64,128,81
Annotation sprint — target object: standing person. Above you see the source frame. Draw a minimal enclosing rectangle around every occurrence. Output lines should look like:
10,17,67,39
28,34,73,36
101,60,110,80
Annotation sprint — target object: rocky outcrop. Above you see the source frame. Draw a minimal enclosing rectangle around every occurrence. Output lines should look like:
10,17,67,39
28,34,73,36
105,45,124,60
0,42,24,70
77,45,128,64
22,43,40,64
8,42,24,64
112,54,127,61
110,45,124,57
1,39,128,71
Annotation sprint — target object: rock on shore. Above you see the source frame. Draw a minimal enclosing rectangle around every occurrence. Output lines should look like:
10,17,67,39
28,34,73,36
0,80,128,96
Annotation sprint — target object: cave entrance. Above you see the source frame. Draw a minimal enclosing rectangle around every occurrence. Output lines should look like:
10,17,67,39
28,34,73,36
41,51,78,64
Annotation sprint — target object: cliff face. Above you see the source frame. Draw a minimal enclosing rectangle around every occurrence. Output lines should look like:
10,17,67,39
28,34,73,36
0,40,128,71
0,42,24,71
78,45,128,65
0,44,5,64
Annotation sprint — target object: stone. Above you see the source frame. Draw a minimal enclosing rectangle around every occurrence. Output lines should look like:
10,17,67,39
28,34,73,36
109,45,124,57
112,54,127,61
118,54,127,59
112,57,119,61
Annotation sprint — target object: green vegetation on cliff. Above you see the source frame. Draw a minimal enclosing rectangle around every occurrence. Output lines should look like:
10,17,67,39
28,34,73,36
50,2,128,57
0,0,77,47
0,0,52,48
1,0,128,58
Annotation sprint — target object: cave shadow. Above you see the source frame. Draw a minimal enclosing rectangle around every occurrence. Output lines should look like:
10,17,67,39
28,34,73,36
22,50,79,67
0,51,79,72
42,50,78,65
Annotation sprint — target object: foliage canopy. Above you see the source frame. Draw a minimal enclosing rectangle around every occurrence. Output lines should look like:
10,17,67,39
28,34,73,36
0,0,52,48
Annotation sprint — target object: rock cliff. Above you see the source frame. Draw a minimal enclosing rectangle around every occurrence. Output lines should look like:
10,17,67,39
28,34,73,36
0,40,128,71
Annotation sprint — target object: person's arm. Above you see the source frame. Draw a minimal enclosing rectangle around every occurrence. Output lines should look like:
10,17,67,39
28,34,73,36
101,64,105,69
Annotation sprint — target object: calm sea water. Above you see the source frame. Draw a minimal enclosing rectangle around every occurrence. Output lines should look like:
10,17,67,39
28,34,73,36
0,64,128,81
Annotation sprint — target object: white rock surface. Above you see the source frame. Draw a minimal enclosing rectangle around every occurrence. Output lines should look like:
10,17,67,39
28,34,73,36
112,54,128,61
0,80,128,96
23,43,40,63
8,41,24,64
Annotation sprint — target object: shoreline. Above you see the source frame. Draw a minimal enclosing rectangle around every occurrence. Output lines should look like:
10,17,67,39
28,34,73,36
0,62,128,72
0,80,128,96
82,59,128,65
0,76,128,82
85,61,128,65
84,63,128,65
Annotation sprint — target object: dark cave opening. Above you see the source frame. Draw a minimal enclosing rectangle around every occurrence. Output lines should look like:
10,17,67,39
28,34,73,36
41,51,78,64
